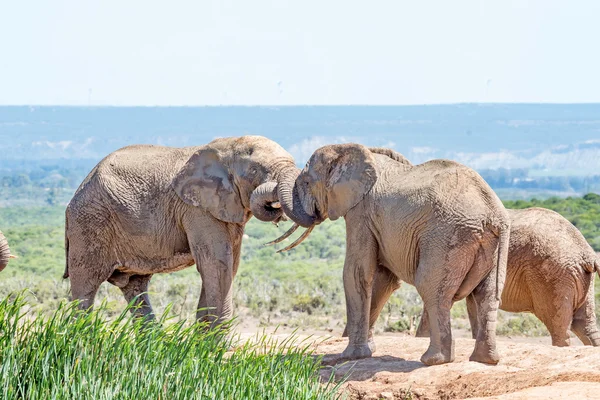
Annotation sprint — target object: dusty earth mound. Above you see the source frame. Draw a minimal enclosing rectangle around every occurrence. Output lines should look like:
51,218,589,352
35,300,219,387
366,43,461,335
311,335,600,399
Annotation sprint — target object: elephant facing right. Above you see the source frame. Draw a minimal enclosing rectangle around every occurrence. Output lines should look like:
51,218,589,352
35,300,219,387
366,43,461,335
416,207,600,346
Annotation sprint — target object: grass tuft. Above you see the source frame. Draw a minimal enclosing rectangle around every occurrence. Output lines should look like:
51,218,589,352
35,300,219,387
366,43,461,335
0,292,343,400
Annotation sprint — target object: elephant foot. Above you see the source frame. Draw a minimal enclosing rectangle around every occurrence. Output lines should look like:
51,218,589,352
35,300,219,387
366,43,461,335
342,327,376,352
340,344,373,361
469,340,499,365
420,342,454,366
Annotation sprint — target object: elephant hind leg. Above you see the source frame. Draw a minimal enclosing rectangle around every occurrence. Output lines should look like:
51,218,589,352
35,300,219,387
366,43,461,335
416,293,478,339
120,274,155,320
532,297,572,347
571,282,600,346
415,244,477,366
466,237,504,365
69,263,113,311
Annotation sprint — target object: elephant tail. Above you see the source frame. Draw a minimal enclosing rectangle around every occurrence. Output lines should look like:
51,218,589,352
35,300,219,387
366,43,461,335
495,222,510,303
63,212,70,279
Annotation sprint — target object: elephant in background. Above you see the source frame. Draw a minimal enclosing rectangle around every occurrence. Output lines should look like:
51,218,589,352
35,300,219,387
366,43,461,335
0,230,17,272
65,136,299,326
415,207,600,346
270,143,510,366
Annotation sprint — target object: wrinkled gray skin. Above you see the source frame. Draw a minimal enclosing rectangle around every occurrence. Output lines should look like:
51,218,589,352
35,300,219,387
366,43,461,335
65,136,298,326
0,230,14,272
414,207,600,346
277,143,510,366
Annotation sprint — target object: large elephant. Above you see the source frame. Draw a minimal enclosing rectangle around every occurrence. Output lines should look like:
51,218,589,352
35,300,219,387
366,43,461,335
0,230,17,272
270,143,510,366
65,136,298,326
414,207,600,346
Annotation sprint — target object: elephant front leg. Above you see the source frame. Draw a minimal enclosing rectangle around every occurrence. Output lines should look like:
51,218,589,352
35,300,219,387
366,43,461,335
340,230,377,361
193,235,237,329
196,259,234,328
342,265,401,353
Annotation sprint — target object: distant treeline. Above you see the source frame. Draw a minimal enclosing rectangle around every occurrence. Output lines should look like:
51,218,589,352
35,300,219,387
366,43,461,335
2,163,600,195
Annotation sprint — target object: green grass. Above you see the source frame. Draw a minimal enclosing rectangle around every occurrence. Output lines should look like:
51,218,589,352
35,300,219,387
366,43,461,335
0,293,342,400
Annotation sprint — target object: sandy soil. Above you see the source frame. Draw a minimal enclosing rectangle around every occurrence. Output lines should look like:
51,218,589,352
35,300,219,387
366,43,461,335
240,329,600,399
311,334,600,399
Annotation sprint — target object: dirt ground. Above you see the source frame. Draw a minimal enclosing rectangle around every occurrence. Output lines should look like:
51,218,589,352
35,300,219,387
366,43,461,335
241,329,600,399
313,334,600,399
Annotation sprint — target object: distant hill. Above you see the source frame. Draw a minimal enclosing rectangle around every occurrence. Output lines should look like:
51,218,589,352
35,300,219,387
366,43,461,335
1,104,600,199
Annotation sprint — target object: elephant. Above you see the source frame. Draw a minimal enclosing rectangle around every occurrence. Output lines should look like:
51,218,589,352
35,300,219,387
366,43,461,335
0,230,17,272
269,143,510,366
413,207,600,346
65,135,299,326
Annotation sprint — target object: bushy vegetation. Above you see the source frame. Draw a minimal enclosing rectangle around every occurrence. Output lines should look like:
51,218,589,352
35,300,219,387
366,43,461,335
0,293,341,400
1,194,600,349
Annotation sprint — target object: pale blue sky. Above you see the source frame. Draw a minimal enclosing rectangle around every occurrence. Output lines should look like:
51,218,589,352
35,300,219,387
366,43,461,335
1,0,599,105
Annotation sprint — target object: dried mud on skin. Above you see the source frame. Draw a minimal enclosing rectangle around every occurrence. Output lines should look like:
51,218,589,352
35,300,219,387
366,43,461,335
309,335,600,400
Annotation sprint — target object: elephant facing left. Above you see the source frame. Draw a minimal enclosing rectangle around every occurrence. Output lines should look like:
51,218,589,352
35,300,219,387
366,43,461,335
65,135,298,326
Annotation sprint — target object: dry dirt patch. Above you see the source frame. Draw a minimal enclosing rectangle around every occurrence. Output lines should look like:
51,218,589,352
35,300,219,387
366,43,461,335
309,334,600,399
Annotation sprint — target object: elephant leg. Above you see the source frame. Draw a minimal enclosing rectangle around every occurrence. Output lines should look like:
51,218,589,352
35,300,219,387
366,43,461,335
466,293,479,339
342,265,401,352
416,293,477,339
415,308,429,337
415,244,475,366
469,270,501,364
340,229,377,361
69,262,113,311
571,281,600,346
368,266,401,333
120,274,154,320
191,225,240,329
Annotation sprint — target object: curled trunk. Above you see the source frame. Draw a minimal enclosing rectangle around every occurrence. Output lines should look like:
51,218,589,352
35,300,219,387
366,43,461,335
250,182,283,222
276,166,315,228
0,230,11,272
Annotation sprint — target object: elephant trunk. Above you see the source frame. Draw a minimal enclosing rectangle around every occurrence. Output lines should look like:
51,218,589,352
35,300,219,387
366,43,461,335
0,230,12,272
276,166,315,228
250,182,283,222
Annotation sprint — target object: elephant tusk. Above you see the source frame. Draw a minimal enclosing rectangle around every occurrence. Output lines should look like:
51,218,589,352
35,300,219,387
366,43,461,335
276,226,314,253
269,201,281,209
264,223,299,246
9,254,17,259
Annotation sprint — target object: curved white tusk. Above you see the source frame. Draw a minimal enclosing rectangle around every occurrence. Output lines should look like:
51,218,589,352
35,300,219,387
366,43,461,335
269,201,281,209
9,254,18,259
264,223,299,246
276,226,314,253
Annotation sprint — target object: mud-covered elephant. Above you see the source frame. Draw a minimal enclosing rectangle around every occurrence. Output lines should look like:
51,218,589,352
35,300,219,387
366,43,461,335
269,144,510,366
414,207,600,346
65,136,299,326
0,230,17,272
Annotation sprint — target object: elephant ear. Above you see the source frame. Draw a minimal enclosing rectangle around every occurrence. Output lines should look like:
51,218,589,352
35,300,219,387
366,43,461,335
173,148,245,223
326,144,378,220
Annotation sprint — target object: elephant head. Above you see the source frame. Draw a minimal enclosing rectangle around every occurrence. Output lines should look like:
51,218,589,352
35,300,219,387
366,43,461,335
0,230,17,272
270,143,379,250
172,135,300,224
